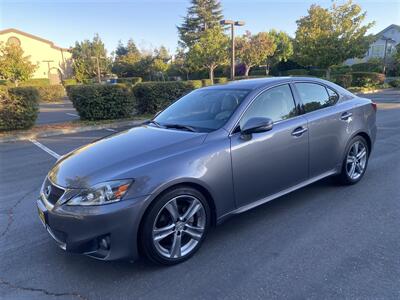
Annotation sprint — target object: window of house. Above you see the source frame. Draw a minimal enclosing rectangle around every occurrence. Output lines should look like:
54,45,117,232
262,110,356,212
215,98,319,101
371,45,384,57
240,84,297,127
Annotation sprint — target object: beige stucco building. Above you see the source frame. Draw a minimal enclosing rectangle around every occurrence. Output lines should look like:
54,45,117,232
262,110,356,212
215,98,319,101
0,28,73,83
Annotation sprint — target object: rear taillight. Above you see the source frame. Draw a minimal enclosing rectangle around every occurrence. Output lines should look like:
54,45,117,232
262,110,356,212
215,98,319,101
371,102,377,112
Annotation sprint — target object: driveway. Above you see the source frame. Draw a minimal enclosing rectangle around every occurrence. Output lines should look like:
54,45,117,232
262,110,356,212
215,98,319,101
37,98,79,125
0,91,399,299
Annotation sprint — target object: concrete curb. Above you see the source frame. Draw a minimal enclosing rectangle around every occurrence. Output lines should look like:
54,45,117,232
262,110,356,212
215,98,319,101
0,119,148,143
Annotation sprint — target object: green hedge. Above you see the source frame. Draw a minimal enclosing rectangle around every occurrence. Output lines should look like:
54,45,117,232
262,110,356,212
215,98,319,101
133,81,198,114
68,84,135,120
332,74,353,88
0,78,50,87
388,79,400,87
186,80,203,89
201,79,213,86
62,78,77,86
351,72,385,87
35,85,66,102
116,77,143,85
331,65,352,74
309,69,326,77
214,77,229,84
352,62,383,73
0,87,40,131
284,69,309,76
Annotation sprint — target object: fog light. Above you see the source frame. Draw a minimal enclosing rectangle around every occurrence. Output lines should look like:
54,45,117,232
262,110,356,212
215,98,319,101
99,236,110,250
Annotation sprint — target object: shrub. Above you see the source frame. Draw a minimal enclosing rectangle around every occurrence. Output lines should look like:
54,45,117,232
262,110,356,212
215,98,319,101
331,65,352,74
62,78,77,86
351,72,385,87
0,87,40,131
19,78,50,87
35,85,66,102
133,81,197,114
201,79,213,86
68,84,135,120
309,69,326,77
284,69,309,76
352,62,383,73
186,80,203,89
388,79,400,87
214,77,229,84
332,74,353,88
116,77,143,85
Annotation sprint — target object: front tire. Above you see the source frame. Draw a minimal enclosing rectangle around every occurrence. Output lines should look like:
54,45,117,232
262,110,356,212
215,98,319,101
140,186,210,265
337,135,369,185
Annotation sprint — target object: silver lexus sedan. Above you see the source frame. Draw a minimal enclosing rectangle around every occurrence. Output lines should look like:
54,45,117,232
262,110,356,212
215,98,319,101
37,77,377,265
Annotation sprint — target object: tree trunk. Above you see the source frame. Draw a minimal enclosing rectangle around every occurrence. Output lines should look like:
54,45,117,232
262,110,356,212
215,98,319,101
209,67,215,84
245,65,251,77
186,72,189,81
326,67,331,80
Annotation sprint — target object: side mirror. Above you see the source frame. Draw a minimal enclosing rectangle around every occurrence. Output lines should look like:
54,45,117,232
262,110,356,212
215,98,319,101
241,117,273,135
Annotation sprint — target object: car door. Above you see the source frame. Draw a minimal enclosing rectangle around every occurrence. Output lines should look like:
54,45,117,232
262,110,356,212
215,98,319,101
293,82,355,178
230,84,309,208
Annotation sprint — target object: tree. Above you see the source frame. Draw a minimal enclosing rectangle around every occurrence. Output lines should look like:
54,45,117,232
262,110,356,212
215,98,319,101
236,31,276,77
188,27,228,83
112,39,141,77
267,30,293,73
170,49,197,80
151,46,170,80
294,0,374,78
177,0,223,48
71,34,110,82
0,42,36,86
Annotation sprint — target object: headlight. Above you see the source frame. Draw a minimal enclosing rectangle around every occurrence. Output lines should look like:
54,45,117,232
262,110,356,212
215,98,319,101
67,179,133,206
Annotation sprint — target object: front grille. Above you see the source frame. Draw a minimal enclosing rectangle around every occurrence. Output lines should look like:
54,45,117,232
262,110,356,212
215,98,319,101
43,178,65,205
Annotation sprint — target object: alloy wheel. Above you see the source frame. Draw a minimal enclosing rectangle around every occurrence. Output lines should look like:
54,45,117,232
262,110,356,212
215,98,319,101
346,140,367,180
152,195,206,259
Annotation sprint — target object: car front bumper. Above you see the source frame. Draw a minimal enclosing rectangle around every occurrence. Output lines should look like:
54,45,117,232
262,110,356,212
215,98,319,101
36,194,148,261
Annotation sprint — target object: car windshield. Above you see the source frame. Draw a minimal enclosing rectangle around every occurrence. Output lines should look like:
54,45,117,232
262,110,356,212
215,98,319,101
154,89,250,132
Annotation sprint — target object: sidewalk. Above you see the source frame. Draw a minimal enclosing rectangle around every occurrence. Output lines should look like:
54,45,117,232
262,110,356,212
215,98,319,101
0,118,148,143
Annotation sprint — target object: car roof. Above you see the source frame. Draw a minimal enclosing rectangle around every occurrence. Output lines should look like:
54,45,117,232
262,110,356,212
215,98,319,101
204,76,330,90
203,76,355,98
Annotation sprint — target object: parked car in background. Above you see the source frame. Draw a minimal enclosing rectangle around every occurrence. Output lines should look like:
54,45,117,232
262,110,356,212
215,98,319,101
37,77,377,265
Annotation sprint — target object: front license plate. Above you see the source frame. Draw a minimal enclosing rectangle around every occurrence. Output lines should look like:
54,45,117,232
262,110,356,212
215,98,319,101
38,207,46,226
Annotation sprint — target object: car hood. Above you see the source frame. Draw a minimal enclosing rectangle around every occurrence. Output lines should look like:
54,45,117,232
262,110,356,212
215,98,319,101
48,125,207,188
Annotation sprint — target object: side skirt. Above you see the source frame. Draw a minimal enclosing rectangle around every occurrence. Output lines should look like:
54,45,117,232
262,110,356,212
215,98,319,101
217,170,337,224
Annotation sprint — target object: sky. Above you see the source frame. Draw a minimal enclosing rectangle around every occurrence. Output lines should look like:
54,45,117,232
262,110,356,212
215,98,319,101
1,0,399,54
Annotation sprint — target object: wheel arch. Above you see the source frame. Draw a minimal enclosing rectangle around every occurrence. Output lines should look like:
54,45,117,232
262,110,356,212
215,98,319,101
136,180,217,255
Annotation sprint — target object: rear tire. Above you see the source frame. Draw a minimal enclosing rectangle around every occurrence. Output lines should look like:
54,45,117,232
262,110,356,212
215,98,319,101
336,135,369,185
140,186,210,265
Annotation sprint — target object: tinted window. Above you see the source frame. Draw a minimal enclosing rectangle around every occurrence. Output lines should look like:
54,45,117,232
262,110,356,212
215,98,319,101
327,87,339,104
295,83,331,113
240,84,297,128
155,89,249,132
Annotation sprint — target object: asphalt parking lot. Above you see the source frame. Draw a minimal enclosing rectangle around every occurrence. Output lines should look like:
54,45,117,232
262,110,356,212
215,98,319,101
1,92,400,299
37,99,79,125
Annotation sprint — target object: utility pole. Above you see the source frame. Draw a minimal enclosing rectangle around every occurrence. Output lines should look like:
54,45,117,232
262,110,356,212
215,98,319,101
91,56,105,83
220,20,245,80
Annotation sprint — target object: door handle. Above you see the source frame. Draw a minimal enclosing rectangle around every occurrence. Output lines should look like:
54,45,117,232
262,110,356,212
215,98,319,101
340,112,353,121
291,126,308,137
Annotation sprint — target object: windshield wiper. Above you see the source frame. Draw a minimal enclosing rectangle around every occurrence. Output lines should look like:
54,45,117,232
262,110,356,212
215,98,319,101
163,123,198,132
144,120,163,128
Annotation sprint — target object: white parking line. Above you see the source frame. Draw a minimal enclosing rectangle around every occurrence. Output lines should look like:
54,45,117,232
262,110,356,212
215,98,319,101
105,128,117,132
66,113,79,117
30,139,60,159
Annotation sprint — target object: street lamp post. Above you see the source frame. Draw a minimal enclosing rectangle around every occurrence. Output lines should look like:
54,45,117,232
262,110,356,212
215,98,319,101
220,19,245,80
